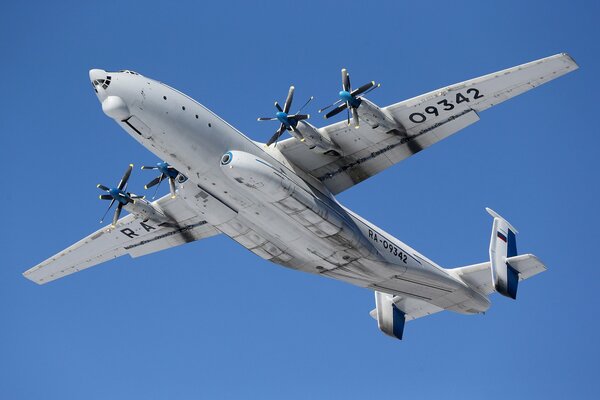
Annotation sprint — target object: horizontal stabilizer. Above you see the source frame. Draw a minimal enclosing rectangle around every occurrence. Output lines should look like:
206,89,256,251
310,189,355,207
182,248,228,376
453,254,546,296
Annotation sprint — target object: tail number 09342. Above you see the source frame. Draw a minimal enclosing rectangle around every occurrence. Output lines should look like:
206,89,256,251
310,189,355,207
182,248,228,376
409,88,484,124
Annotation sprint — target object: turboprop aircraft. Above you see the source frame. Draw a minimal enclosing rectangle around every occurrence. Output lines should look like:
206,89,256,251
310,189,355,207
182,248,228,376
24,54,578,340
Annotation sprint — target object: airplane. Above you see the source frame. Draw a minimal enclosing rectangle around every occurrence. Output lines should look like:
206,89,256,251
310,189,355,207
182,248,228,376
23,54,578,340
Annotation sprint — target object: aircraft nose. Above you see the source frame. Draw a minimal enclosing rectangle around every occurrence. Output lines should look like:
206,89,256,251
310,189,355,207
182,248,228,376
89,68,113,98
89,69,106,82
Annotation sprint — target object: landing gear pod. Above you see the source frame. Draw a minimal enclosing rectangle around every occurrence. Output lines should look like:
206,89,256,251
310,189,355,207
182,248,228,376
374,291,406,340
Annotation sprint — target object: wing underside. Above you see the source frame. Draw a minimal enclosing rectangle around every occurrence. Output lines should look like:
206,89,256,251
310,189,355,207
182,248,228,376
278,53,578,194
23,195,220,284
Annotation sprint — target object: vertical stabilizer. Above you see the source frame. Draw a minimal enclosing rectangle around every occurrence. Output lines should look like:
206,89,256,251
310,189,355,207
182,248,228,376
486,208,519,299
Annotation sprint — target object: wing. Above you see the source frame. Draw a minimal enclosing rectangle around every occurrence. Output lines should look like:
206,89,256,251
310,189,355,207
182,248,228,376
278,53,578,194
23,194,220,284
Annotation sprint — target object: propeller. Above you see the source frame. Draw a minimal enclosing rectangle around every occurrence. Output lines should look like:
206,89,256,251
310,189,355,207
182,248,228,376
257,85,313,146
141,161,180,199
318,68,380,128
97,164,144,226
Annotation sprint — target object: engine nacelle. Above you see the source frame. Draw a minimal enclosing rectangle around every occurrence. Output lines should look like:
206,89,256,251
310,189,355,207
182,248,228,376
358,98,404,133
294,121,341,155
124,198,169,224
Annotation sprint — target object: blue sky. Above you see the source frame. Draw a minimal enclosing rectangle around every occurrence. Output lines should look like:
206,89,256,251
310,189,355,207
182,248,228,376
1,1,598,398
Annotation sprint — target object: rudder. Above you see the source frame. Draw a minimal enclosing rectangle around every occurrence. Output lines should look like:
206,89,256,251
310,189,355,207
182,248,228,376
487,208,519,299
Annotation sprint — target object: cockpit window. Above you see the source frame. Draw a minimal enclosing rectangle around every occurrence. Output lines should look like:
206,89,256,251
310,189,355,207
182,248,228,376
118,70,140,75
92,75,112,90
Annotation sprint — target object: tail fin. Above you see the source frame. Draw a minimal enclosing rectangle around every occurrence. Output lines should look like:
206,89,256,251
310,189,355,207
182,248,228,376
487,208,521,299
452,208,546,298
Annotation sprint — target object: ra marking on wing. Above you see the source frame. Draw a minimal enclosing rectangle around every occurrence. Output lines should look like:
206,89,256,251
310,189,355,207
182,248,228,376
120,221,157,238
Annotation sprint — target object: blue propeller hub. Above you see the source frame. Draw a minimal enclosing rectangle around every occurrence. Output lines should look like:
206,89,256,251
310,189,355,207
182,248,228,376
339,90,361,108
276,111,292,128
157,161,178,179
109,188,129,204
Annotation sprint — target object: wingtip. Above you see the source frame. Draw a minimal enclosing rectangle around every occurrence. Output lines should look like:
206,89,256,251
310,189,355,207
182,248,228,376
561,52,580,69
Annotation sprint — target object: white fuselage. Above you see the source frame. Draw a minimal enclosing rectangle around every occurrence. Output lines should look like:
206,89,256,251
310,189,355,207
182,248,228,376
92,70,490,315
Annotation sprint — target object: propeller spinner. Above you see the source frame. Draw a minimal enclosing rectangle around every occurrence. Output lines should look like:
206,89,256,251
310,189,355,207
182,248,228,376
141,161,180,199
318,68,380,128
257,85,313,146
97,164,144,226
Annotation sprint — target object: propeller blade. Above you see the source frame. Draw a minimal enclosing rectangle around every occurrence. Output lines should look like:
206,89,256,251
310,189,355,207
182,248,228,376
112,203,124,226
342,68,350,92
266,123,286,146
274,101,283,112
357,82,381,98
318,99,343,113
117,164,133,190
346,106,351,125
169,177,177,198
292,114,310,121
129,194,145,199
144,175,163,189
296,96,314,114
152,174,164,199
351,81,375,97
283,86,295,114
257,117,278,121
100,198,116,223
97,184,110,192
99,194,113,200
141,165,158,170
324,102,348,119
352,107,360,128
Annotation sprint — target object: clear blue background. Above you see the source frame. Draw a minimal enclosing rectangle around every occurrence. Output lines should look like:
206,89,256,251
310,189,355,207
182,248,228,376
1,1,598,398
